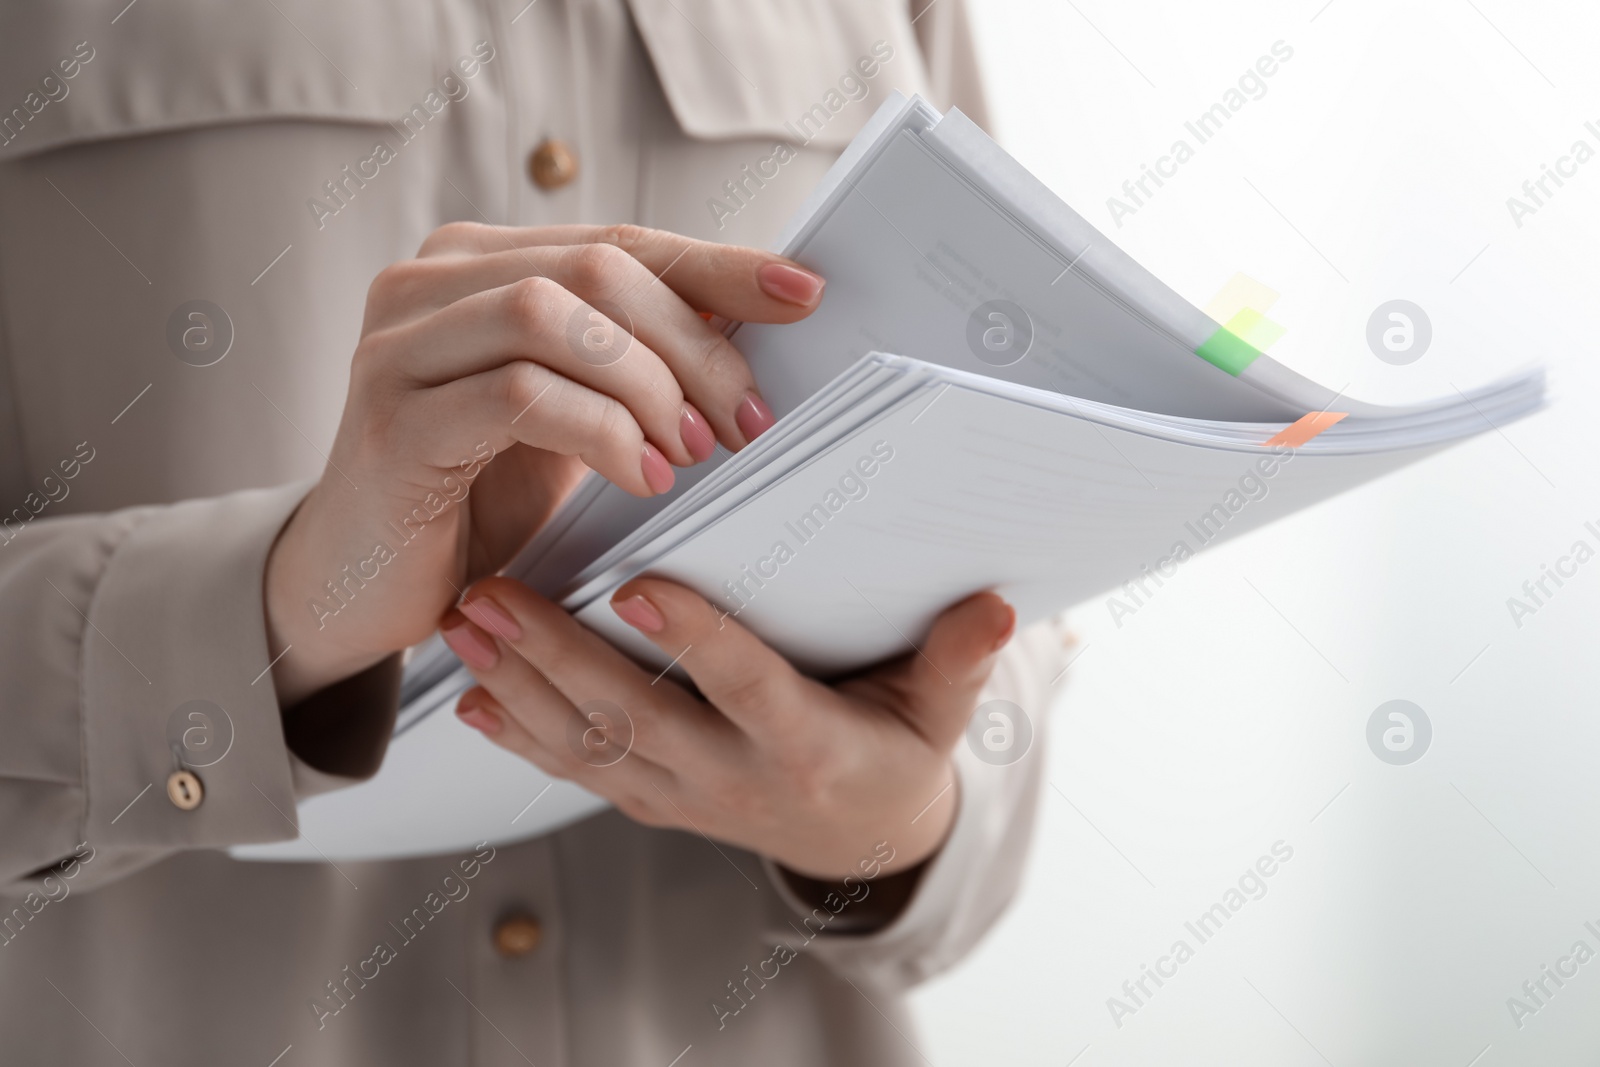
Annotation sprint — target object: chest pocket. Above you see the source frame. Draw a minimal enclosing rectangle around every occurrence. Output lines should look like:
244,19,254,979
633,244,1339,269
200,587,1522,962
624,0,933,149
0,0,473,512
0,0,437,161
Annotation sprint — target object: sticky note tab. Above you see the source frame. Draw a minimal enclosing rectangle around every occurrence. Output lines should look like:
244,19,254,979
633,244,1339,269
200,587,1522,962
1203,273,1280,325
1196,274,1287,376
1264,411,1348,448
1223,307,1287,351
1196,326,1263,376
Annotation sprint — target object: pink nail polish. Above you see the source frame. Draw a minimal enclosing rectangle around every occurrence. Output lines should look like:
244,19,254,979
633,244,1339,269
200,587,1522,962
757,262,825,306
641,443,676,494
680,403,717,464
460,597,522,641
991,606,1017,654
612,594,666,634
735,393,776,443
442,621,499,670
457,705,503,736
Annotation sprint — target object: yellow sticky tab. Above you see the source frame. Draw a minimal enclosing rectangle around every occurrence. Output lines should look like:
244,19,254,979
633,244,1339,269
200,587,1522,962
1203,273,1279,325
1224,308,1288,352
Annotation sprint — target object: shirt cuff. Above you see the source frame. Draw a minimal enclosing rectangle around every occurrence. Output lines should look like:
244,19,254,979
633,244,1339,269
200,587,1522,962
80,481,317,849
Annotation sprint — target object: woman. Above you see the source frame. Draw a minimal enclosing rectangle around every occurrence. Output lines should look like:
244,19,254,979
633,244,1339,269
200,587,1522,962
0,1,1069,1063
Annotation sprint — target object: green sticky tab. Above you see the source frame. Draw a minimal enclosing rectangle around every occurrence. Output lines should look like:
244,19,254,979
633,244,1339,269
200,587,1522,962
1224,307,1287,351
1196,326,1262,376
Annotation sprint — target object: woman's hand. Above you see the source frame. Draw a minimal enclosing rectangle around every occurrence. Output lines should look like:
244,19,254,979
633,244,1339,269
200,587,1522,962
263,223,825,706
438,575,1016,880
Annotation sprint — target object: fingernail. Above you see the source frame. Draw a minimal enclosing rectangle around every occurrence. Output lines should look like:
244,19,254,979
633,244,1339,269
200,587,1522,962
680,403,717,464
991,605,1018,654
460,597,521,641
641,443,676,494
758,262,825,306
442,619,499,670
613,594,666,634
736,392,776,443
457,703,503,736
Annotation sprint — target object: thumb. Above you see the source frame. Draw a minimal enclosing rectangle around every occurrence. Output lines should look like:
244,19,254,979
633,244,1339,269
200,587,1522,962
893,591,1016,747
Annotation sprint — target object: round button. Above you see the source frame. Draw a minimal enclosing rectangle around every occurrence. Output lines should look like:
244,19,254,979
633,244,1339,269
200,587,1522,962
492,914,543,958
528,139,578,190
166,770,204,810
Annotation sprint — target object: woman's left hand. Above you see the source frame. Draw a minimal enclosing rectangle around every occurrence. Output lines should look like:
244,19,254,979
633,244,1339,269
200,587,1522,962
439,575,1016,880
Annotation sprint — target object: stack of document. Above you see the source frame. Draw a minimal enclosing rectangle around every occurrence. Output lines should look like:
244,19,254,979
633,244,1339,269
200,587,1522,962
233,93,1543,861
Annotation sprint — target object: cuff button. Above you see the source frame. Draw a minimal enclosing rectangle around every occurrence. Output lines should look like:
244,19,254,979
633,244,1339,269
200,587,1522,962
166,770,204,810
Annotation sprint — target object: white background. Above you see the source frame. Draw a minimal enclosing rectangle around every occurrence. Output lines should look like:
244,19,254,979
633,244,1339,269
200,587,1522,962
911,1,1600,1064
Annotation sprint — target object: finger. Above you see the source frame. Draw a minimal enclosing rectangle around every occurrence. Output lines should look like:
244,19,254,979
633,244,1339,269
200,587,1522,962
388,245,777,451
453,685,674,825
453,684,567,774
417,222,824,324
441,611,664,782
378,277,699,468
546,243,773,451
883,592,1016,749
606,576,813,741
397,359,665,497
449,577,736,768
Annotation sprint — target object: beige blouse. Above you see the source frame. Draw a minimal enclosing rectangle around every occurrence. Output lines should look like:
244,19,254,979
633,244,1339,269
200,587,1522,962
0,2,1070,1064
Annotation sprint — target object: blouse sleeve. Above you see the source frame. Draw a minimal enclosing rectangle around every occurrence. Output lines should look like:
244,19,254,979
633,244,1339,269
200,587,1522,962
0,482,397,897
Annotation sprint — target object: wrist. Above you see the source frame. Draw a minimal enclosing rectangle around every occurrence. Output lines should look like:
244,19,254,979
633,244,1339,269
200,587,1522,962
893,761,961,871
264,493,388,707
770,761,961,933
775,760,961,882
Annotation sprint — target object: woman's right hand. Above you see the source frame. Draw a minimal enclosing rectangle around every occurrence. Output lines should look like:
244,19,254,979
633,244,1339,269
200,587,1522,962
263,222,826,707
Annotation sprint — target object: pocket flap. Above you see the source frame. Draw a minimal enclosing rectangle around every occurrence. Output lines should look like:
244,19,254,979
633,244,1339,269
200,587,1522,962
0,0,436,159
625,0,931,148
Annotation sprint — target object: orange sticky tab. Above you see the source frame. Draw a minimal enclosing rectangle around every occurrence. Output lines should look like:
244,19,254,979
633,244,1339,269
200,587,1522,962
1264,411,1347,448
